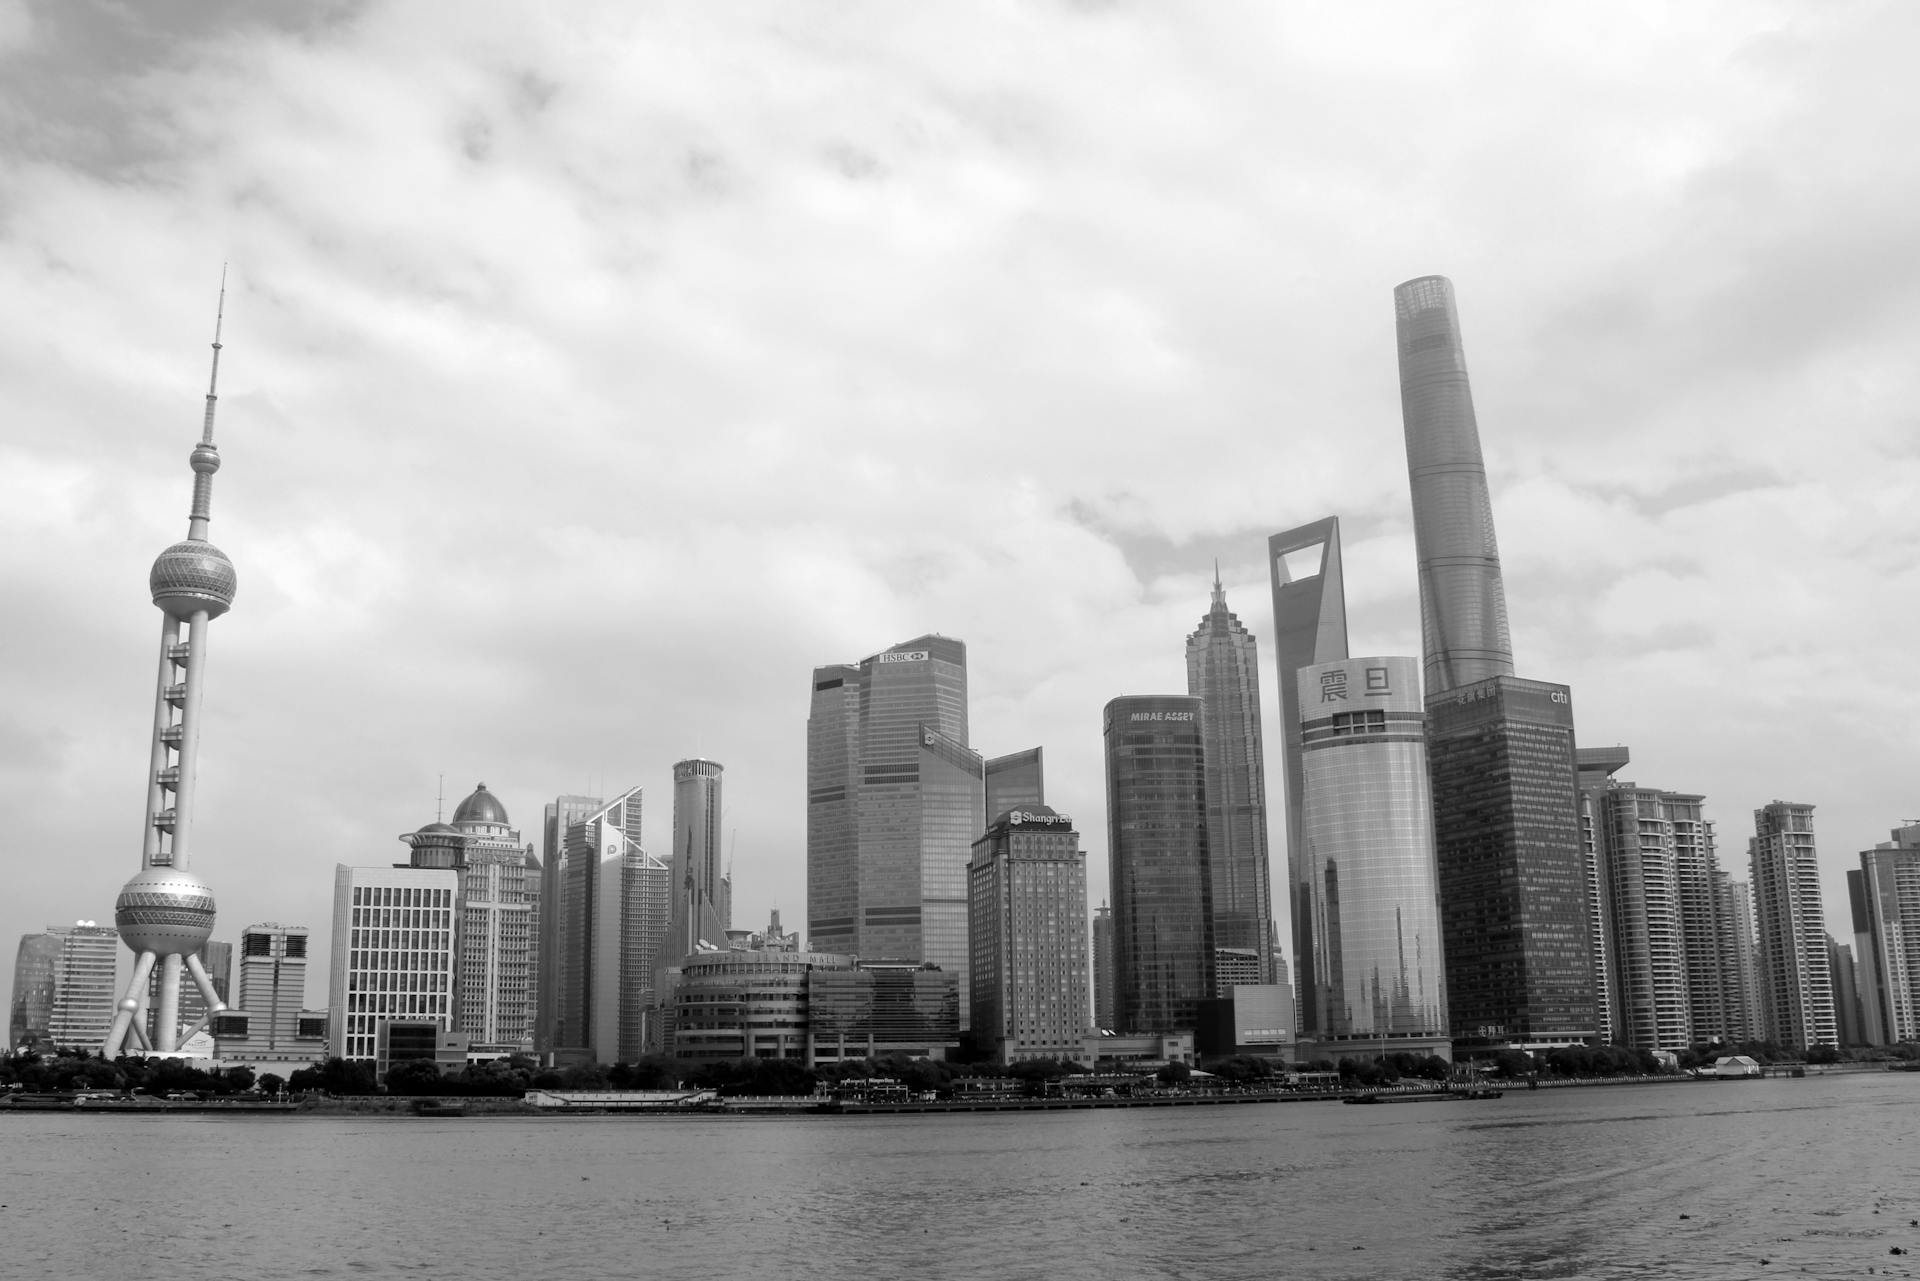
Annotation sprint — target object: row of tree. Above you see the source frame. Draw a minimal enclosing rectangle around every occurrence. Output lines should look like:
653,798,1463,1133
0,1048,281,1097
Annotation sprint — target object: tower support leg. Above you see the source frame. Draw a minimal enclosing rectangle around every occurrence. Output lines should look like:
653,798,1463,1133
155,953,183,1053
104,951,158,1058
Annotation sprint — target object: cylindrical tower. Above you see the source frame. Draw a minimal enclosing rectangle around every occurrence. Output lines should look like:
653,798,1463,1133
1293,656,1449,1060
103,285,237,1058
1395,275,1515,695
671,759,725,927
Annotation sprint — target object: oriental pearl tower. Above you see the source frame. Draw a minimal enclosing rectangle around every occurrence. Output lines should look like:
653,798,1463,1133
102,283,237,1058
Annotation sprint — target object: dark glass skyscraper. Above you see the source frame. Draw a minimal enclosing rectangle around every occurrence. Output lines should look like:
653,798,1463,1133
1427,677,1594,1049
1396,275,1515,696
1103,695,1213,1034
1186,573,1275,986
984,748,1045,822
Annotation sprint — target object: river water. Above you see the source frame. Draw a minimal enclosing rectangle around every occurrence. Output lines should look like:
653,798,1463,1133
3,1073,1915,1280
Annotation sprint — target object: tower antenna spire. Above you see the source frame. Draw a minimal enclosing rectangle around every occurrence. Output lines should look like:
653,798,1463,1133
1211,558,1225,608
203,265,227,445
105,266,240,1059
186,267,229,542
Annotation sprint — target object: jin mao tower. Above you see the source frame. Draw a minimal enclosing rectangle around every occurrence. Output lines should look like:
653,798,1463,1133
1186,570,1276,986
104,287,237,1057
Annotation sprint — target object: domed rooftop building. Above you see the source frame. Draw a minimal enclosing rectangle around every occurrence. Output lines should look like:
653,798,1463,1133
451,783,511,834
441,782,538,1055
399,820,471,872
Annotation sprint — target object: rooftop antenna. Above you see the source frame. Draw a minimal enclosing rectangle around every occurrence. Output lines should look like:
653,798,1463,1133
185,266,228,542
436,774,445,822
202,264,226,443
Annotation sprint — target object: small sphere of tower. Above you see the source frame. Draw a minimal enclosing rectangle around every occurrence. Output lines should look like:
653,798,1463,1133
114,865,217,956
190,442,222,476
150,541,237,619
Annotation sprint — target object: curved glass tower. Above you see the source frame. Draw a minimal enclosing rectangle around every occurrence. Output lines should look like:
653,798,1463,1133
1294,657,1448,1055
1395,275,1515,694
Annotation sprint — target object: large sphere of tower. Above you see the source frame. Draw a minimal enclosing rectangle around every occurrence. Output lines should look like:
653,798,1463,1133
150,541,237,619
114,865,217,956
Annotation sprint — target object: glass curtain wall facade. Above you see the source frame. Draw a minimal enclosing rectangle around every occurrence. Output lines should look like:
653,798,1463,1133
808,962,960,1063
1427,677,1595,1050
984,748,1045,822
535,793,599,1057
1269,518,1350,1005
554,788,668,1063
672,759,727,929
1103,695,1213,1035
806,636,983,1022
1395,275,1515,695
1294,657,1448,1058
1092,904,1115,1031
1748,802,1838,1050
670,951,846,1062
1186,575,1276,987
9,932,63,1049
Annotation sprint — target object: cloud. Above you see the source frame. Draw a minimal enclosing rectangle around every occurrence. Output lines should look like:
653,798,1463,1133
4,0,1917,1007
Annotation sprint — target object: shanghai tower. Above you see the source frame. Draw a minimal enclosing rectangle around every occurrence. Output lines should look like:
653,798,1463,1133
103,284,237,1057
1395,275,1515,694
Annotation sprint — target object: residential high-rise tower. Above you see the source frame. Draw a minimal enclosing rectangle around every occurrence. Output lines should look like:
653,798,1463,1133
1748,801,1837,1050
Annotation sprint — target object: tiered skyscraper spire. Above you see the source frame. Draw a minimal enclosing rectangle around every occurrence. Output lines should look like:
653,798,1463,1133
104,278,239,1057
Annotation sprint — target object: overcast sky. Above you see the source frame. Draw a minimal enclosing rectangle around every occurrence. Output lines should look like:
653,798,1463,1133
6,1,1918,1018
